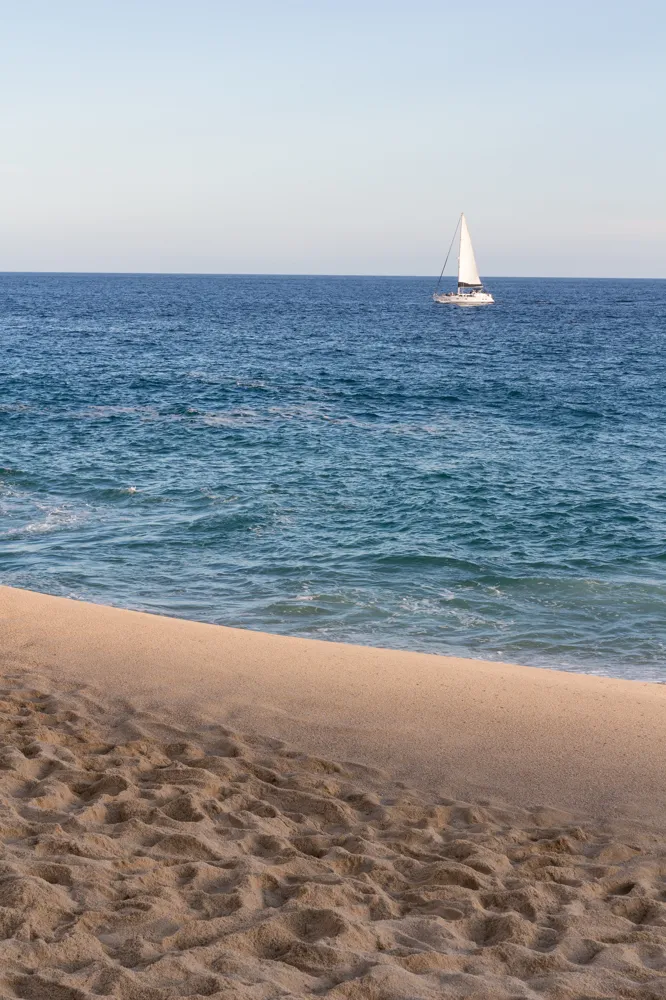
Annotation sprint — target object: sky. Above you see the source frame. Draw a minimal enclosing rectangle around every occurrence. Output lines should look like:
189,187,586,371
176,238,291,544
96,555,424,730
1,0,664,277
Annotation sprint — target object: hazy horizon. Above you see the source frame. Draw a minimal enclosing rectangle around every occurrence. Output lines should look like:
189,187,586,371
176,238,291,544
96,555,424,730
1,1,664,279
2,272,666,281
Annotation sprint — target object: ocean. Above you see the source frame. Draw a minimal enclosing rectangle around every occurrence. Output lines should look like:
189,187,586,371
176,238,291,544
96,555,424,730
1,273,665,680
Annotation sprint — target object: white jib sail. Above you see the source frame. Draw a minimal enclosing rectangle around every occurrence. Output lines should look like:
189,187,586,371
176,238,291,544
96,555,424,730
458,214,482,287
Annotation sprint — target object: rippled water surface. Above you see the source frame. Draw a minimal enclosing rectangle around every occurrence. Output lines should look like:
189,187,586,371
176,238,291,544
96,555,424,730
1,273,666,679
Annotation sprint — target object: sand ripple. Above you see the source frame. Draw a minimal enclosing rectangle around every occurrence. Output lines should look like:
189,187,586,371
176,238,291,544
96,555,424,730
0,672,664,998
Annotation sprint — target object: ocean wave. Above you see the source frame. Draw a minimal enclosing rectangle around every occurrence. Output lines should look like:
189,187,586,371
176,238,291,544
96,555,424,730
51,401,476,439
0,505,91,539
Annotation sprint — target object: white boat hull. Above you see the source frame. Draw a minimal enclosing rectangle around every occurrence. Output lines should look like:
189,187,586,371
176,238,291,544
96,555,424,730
433,290,494,306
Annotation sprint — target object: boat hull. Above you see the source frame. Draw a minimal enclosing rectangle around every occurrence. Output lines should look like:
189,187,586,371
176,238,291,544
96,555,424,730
433,292,494,306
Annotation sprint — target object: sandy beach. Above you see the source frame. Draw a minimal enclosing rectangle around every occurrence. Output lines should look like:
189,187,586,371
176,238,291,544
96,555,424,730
1,585,665,998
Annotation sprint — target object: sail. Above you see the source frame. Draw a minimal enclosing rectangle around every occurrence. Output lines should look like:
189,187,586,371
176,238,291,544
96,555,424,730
458,214,482,287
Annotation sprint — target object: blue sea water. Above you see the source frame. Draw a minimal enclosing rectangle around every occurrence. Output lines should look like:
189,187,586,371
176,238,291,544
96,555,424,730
1,273,666,681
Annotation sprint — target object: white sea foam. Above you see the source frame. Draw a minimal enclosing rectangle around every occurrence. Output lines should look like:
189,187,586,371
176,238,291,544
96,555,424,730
1,508,90,539
0,487,91,539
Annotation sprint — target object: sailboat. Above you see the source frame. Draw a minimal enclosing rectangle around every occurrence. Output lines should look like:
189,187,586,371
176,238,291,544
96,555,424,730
433,214,494,306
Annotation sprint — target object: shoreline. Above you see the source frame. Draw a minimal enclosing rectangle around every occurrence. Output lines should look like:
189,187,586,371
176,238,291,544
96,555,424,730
2,584,664,827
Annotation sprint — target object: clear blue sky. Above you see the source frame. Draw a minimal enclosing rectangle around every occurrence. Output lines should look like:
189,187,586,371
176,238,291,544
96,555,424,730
1,0,664,277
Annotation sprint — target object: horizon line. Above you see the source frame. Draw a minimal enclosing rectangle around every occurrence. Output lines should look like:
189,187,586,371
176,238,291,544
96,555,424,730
0,271,664,281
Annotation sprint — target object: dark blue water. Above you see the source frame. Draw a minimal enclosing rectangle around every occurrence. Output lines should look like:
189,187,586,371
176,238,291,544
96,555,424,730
1,273,665,679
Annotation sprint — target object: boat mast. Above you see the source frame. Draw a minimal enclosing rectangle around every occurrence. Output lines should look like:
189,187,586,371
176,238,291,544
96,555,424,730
457,212,463,293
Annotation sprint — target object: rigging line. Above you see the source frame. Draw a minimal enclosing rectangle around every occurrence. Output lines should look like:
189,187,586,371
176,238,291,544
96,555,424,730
433,213,462,295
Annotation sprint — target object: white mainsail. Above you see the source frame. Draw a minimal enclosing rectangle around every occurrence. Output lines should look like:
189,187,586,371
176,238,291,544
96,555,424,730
458,214,482,288
432,212,493,305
